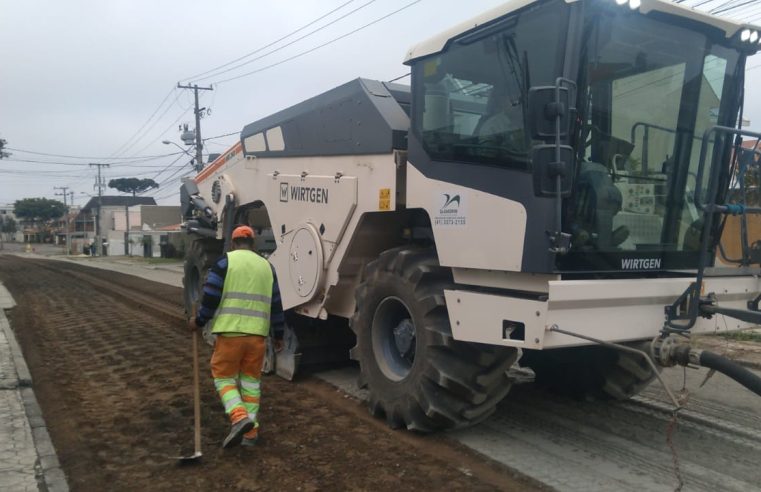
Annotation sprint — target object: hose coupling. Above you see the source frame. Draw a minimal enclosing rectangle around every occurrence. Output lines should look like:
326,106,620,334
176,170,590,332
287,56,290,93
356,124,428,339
652,334,700,367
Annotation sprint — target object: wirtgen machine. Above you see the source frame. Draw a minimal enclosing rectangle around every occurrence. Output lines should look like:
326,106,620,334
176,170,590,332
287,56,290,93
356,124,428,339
181,0,761,431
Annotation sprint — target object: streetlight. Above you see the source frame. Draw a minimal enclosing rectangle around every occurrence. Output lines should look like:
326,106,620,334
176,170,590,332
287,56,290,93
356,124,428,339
163,140,199,171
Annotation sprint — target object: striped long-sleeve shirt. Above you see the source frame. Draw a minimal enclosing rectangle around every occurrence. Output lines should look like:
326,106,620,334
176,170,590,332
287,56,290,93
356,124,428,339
195,252,285,337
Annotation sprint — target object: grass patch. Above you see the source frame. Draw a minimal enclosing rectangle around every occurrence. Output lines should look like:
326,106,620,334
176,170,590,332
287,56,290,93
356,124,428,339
717,330,761,343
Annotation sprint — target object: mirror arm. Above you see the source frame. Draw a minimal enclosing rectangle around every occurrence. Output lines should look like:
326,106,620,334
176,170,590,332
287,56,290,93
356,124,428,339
548,77,575,255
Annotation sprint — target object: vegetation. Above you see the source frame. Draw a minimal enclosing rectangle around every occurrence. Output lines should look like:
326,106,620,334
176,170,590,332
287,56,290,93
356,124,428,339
0,216,17,235
718,330,761,344
14,198,66,222
0,137,9,159
108,178,159,196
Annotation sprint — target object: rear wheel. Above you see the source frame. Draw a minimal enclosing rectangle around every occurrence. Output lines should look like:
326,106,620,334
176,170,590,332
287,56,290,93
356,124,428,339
351,247,518,432
183,238,223,345
521,342,656,400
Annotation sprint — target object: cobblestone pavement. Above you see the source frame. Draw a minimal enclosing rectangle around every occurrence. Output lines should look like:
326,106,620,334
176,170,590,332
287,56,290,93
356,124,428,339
0,281,68,492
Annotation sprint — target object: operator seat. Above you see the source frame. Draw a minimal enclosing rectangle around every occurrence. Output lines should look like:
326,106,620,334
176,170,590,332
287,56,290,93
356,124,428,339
573,161,628,250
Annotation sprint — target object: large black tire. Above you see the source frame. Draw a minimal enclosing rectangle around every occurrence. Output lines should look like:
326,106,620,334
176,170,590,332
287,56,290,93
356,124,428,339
520,341,657,400
183,238,223,345
350,247,519,432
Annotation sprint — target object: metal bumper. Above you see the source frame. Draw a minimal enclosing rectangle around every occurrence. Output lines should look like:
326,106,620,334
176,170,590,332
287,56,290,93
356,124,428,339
445,276,761,349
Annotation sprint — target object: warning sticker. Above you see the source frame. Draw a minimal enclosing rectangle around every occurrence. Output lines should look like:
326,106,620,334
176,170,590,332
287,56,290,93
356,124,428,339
379,188,391,211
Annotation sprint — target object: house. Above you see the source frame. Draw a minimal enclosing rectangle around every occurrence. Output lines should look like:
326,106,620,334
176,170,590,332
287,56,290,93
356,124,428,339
0,204,21,242
75,196,156,255
109,204,182,257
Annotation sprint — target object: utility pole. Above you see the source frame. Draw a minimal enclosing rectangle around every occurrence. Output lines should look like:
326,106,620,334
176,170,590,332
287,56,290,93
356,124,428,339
54,186,71,255
177,83,213,172
89,163,110,256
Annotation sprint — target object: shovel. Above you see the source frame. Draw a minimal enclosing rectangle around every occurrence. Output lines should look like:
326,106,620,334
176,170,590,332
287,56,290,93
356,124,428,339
178,310,203,464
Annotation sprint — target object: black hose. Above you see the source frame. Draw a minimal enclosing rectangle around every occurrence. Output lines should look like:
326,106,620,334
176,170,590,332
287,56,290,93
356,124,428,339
699,351,761,397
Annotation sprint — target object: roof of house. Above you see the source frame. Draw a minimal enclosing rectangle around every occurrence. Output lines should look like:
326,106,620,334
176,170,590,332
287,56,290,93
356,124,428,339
81,196,156,211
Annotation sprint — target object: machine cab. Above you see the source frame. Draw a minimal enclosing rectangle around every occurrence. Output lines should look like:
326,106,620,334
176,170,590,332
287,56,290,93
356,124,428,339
405,0,760,275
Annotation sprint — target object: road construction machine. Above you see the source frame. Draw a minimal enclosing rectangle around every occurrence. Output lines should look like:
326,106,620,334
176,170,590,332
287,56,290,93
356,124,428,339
181,0,761,431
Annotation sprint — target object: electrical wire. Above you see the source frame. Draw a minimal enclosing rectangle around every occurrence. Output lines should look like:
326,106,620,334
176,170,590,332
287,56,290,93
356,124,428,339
214,0,424,86
181,0,359,82
203,131,239,141
107,88,177,159
0,154,185,167
111,90,189,159
194,0,377,83
4,148,183,161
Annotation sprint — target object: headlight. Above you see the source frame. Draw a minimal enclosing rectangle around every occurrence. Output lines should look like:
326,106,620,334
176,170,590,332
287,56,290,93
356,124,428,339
629,0,641,9
741,29,751,42
751,31,760,44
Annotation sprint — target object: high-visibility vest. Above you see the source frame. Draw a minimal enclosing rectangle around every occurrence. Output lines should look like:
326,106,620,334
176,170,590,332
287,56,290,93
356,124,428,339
212,249,273,336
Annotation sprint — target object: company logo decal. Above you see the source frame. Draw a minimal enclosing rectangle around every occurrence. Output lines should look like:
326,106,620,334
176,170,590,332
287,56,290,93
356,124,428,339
442,193,460,210
434,192,466,226
280,182,329,204
621,258,661,270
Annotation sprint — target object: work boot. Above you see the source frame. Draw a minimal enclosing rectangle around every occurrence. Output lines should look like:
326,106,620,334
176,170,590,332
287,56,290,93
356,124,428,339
241,427,259,447
241,435,259,447
223,418,254,449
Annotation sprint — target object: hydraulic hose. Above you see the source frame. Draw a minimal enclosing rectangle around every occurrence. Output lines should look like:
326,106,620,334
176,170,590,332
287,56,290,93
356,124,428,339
698,350,761,397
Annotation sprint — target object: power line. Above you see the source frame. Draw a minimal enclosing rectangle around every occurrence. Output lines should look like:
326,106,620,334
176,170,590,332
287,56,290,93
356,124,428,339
5,147,183,161
107,87,177,158
181,0,359,82
204,131,239,141
214,0,424,86
0,155,185,167
125,104,196,158
111,89,188,159
194,0,377,83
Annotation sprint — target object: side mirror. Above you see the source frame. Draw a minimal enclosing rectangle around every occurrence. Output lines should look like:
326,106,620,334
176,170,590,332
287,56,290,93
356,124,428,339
180,181,199,219
532,145,575,197
528,86,572,140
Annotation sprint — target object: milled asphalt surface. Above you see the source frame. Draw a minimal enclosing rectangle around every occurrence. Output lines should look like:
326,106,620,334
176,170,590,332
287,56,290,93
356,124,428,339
4,243,761,491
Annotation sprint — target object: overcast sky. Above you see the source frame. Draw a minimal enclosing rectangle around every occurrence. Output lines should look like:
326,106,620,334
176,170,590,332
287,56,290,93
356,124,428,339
1,0,760,207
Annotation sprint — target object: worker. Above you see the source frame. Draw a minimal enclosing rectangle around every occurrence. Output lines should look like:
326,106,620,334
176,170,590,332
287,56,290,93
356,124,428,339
476,84,525,151
188,225,285,448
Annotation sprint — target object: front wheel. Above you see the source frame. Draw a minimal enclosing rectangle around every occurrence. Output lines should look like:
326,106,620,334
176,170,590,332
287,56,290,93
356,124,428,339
351,247,518,432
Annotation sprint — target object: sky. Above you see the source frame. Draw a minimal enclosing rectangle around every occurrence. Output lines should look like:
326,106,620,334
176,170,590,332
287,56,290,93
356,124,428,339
1,0,760,208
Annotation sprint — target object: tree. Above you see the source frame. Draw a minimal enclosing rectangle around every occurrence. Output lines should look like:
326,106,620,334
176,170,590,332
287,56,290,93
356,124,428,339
0,216,17,235
0,216,17,248
0,138,9,159
108,178,159,196
14,198,66,222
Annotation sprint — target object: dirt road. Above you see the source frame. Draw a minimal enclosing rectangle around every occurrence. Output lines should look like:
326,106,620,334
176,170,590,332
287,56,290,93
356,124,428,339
0,256,539,492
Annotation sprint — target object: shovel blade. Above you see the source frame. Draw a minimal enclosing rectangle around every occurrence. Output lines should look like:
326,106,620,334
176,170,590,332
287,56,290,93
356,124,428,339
176,451,202,465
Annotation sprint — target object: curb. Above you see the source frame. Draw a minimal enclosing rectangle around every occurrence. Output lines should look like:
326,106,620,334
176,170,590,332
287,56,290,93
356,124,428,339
0,314,32,387
0,308,69,492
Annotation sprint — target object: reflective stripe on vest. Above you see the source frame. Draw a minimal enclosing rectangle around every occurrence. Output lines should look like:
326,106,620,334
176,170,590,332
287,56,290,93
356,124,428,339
212,249,273,336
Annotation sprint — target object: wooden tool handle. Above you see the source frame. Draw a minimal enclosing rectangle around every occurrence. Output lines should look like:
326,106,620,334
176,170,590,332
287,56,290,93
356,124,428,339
192,329,201,454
